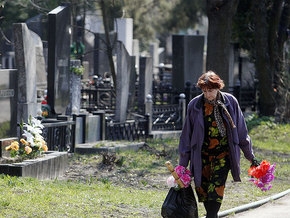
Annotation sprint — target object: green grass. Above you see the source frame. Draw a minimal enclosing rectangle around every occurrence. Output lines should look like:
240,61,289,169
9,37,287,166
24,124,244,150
0,117,289,217
0,121,10,138
0,175,167,218
218,118,290,214
250,122,290,153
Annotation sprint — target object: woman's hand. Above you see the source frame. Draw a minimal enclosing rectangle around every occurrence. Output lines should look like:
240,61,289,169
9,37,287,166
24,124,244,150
251,157,260,167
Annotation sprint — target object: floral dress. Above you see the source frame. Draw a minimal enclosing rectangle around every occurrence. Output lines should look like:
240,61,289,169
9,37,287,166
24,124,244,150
195,101,231,203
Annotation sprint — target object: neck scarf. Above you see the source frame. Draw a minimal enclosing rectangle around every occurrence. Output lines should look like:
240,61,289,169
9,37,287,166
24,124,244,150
205,93,236,137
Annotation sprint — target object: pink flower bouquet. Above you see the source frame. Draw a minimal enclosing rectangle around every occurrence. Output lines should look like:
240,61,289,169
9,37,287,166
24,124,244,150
166,165,192,189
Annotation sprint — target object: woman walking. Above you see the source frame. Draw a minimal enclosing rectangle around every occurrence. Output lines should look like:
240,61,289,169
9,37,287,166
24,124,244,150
178,71,259,218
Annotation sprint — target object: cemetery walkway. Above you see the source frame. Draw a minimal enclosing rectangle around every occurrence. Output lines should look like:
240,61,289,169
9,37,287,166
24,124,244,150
218,189,290,218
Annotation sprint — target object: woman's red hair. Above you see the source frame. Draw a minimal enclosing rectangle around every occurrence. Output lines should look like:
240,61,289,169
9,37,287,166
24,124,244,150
197,71,225,90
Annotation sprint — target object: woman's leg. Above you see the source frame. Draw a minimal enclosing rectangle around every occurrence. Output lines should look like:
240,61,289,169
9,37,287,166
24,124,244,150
204,201,221,218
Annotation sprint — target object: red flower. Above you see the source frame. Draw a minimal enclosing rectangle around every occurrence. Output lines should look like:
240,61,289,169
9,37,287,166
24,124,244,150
248,160,271,178
248,160,276,191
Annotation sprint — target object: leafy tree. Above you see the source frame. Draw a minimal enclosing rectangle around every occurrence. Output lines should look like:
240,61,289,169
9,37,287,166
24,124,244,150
0,1,37,30
96,0,204,86
121,0,167,51
119,0,204,51
166,0,205,32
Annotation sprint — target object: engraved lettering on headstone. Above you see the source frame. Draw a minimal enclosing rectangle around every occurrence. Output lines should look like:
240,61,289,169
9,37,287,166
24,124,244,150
0,89,14,98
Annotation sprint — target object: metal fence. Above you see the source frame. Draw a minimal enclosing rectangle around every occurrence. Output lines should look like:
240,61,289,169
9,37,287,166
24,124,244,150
79,77,256,142
151,104,183,130
237,88,257,111
42,119,75,152
81,86,116,112
105,118,149,141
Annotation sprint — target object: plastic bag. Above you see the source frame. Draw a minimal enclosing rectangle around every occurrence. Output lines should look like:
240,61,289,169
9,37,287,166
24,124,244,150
161,185,198,218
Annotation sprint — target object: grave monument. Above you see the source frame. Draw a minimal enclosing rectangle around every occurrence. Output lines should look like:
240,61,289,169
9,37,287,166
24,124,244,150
172,35,205,93
47,4,71,116
13,23,40,124
0,69,18,137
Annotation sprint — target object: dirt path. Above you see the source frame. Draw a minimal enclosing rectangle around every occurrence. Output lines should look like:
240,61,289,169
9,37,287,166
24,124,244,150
60,153,169,191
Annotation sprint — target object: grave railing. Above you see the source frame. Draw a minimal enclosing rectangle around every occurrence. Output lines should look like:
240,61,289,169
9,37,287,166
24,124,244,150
144,93,186,133
81,85,116,113
152,83,178,105
105,116,149,141
80,80,256,141
41,119,76,152
184,82,257,111
237,88,257,111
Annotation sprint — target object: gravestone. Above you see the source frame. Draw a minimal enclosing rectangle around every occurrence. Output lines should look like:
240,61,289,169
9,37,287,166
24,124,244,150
26,14,48,92
94,33,116,77
35,45,47,88
47,4,71,116
115,18,133,56
133,39,140,74
84,12,103,77
73,112,102,144
138,57,153,110
172,35,205,93
1,51,15,69
127,57,137,117
13,23,39,123
115,41,134,122
0,70,18,137
26,14,46,40
239,57,256,88
82,61,90,80
86,114,100,142
67,59,82,115
150,42,159,79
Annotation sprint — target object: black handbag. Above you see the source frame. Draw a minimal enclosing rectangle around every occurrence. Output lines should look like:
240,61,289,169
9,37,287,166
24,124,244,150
161,185,198,218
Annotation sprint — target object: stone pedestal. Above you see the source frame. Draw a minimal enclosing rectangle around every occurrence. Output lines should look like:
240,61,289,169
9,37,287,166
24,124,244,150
67,59,82,115
0,151,68,179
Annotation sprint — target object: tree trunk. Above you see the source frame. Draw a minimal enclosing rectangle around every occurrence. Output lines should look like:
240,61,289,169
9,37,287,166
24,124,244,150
206,0,239,91
272,0,290,121
100,0,117,89
250,1,276,116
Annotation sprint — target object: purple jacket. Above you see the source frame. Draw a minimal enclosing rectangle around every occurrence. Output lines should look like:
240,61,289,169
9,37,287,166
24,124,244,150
178,92,255,187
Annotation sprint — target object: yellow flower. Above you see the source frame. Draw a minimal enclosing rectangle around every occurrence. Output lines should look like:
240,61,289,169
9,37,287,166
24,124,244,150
42,110,48,117
5,141,19,151
41,144,48,152
5,116,48,159
24,146,32,154
20,138,30,146
39,139,48,151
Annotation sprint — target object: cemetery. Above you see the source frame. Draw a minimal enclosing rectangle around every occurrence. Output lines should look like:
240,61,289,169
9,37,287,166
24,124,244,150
0,3,290,218
0,4,256,179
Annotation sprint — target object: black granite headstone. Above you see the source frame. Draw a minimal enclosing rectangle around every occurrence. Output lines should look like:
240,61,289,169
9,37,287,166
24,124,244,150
47,4,71,115
94,33,117,77
172,35,205,93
